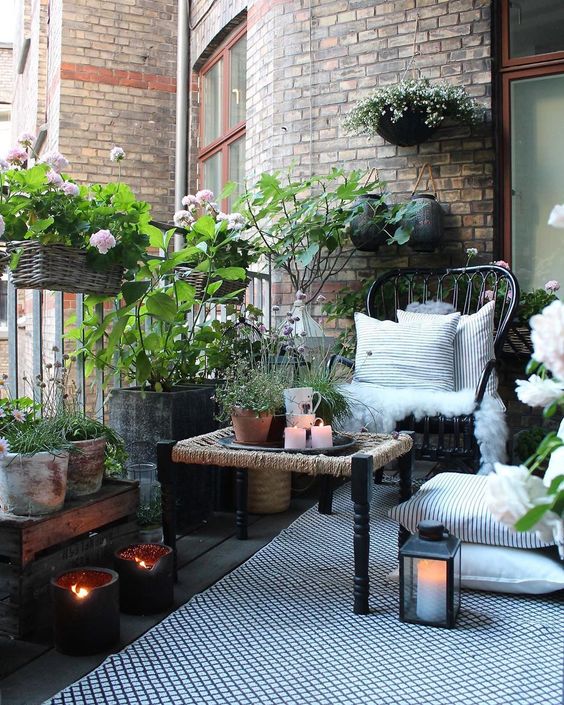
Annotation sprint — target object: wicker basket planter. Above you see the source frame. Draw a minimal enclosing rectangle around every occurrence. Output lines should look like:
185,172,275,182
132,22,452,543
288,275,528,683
176,268,248,303
8,241,124,296
502,324,533,358
247,469,291,514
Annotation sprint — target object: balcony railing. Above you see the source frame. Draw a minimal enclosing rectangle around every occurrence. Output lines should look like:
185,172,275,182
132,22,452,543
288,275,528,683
6,236,271,423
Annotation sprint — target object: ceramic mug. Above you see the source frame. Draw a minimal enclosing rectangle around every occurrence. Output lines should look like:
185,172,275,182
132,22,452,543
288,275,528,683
286,414,323,430
283,387,321,416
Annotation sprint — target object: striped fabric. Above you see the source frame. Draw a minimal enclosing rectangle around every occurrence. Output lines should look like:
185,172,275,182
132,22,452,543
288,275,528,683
389,472,553,549
353,311,460,391
398,301,500,398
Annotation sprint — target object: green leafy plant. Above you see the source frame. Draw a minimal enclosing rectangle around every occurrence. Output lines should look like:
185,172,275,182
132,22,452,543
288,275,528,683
1,417,73,456
240,168,416,302
136,485,162,528
344,78,482,137
0,149,152,277
517,286,559,325
214,361,287,421
71,210,256,391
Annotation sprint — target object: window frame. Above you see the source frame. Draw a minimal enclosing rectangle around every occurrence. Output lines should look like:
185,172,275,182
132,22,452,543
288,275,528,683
497,1,564,264
198,24,246,210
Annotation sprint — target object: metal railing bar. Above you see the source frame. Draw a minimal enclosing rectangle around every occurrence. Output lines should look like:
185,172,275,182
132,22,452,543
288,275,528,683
7,274,18,397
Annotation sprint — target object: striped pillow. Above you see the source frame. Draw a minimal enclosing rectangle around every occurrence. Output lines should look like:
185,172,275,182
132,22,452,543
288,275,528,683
398,301,499,398
389,472,553,549
353,311,460,391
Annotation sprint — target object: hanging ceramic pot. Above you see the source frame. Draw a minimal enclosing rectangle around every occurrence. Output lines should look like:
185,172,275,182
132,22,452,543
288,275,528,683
405,163,444,252
349,194,397,252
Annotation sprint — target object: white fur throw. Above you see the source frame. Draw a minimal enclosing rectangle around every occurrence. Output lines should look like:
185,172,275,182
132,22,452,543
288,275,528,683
339,382,508,474
405,300,456,315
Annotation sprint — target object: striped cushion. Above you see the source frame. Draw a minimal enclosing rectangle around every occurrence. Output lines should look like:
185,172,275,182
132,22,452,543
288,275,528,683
389,472,553,549
398,301,499,397
353,311,460,391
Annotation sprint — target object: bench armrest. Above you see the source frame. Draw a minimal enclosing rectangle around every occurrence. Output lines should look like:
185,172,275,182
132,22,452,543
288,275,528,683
474,359,496,407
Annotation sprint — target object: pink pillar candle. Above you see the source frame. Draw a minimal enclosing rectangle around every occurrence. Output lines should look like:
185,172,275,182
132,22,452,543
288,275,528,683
284,426,307,450
310,423,333,449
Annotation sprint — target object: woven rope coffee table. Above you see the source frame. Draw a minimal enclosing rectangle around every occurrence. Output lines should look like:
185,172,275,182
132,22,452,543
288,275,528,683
157,429,414,615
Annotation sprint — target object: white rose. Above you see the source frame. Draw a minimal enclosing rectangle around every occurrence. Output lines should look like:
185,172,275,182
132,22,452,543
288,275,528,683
515,375,564,408
531,300,564,380
547,203,564,229
484,463,547,526
543,446,564,491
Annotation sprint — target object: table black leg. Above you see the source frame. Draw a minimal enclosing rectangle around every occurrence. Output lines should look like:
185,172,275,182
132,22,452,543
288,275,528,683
398,431,415,550
235,467,248,540
351,453,373,615
157,441,178,580
318,474,333,514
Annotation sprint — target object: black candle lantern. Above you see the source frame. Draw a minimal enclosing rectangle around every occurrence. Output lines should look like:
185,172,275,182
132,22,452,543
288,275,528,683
115,543,174,615
51,568,120,655
399,520,461,628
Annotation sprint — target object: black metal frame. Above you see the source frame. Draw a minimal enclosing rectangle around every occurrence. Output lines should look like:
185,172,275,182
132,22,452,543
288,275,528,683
331,265,519,470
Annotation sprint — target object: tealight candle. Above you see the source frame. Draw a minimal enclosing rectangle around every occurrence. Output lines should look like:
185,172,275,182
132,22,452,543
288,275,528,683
310,422,333,449
284,426,306,449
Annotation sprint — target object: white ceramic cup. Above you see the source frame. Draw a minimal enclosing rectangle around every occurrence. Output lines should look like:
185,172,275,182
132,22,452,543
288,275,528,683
286,414,323,430
283,387,321,416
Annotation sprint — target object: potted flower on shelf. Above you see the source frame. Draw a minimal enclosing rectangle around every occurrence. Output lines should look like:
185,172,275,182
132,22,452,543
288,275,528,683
0,397,72,516
0,137,152,295
344,78,482,147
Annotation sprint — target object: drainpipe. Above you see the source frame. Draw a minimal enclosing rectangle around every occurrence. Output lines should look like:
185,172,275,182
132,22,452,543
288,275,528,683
174,0,189,251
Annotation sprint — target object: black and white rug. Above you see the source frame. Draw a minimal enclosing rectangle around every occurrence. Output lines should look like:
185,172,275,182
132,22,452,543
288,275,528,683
47,485,563,705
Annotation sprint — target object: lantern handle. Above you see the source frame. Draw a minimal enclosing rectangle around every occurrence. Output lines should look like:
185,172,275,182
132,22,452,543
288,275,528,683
411,163,438,198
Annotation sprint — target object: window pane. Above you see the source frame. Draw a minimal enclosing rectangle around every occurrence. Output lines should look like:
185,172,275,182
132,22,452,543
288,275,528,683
509,1,564,59
228,136,245,209
202,152,222,201
511,73,564,291
203,59,223,146
229,36,246,128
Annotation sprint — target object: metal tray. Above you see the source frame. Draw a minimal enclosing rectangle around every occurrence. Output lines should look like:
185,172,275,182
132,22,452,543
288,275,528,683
217,434,357,455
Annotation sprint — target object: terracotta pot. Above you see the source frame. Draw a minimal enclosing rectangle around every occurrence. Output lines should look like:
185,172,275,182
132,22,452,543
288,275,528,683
66,437,107,499
0,451,68,516
231,408,273,445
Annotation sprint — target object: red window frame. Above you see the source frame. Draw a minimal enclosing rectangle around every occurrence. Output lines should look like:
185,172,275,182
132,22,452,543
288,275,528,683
198,24,246,212
498,0,564,263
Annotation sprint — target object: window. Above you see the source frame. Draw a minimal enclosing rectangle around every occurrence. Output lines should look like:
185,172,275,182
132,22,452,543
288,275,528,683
199,26,246,212
0,108,11,157
499,1,564,291
0,279,7,328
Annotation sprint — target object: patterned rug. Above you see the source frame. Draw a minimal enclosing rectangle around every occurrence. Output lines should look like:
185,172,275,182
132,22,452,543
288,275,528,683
47,485,563,705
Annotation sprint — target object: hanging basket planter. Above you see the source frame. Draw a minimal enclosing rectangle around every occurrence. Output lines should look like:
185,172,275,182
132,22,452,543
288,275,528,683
376,108,439,147
8,241,124,296
175,268,248,303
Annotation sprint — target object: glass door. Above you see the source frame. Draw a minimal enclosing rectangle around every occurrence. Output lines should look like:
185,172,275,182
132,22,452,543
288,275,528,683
509,72,564,291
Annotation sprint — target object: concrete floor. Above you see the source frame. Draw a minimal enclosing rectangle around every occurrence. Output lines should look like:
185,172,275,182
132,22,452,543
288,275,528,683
0,494,318,705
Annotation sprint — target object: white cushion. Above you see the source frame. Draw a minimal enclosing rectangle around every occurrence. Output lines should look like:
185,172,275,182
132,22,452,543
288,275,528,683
388,544,564,594
388,472,554,549
397,301,500,399
353,311,460,392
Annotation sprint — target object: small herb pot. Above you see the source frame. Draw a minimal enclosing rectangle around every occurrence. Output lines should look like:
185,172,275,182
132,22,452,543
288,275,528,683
231,408,273,445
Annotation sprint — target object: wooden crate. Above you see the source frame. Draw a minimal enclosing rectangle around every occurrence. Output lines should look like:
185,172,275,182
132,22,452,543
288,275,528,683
0,479,139,638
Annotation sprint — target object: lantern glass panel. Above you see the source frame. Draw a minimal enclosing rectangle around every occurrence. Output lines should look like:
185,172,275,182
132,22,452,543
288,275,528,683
453,549,461,617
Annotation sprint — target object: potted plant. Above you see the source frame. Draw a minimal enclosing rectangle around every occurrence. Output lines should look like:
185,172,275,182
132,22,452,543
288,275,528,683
0,399,72,515
136,485,163,543
0,139,152,295
344,78,482,147
215,360,286,444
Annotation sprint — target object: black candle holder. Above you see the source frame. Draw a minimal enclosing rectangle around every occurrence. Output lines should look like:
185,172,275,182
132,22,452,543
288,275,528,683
115,543,174,615
51,567,120,656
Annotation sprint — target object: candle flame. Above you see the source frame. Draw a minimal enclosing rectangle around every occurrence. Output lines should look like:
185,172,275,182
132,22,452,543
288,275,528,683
134,557,150,570
70,584,89,599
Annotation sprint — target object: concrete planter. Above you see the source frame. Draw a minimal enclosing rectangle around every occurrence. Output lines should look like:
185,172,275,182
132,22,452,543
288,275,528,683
66,437,107,499
108,385,218,527
0,451,69,516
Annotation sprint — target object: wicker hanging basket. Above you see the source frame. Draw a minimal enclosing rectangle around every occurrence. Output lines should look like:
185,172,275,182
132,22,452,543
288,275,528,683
8,241,124,296
175,268,248,303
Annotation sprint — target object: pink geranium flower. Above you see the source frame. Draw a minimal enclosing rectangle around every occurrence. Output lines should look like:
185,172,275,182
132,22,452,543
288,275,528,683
47,170,63,186
483,289,495,302
6,146,28,166
42,151,69,173
18,132,35,148
494,260,510,269
61,182,80,197
195,189,214,204
110,146,125,162
173,210,195,228
0,438,9,459
545,280,560,294
89,229,116,254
